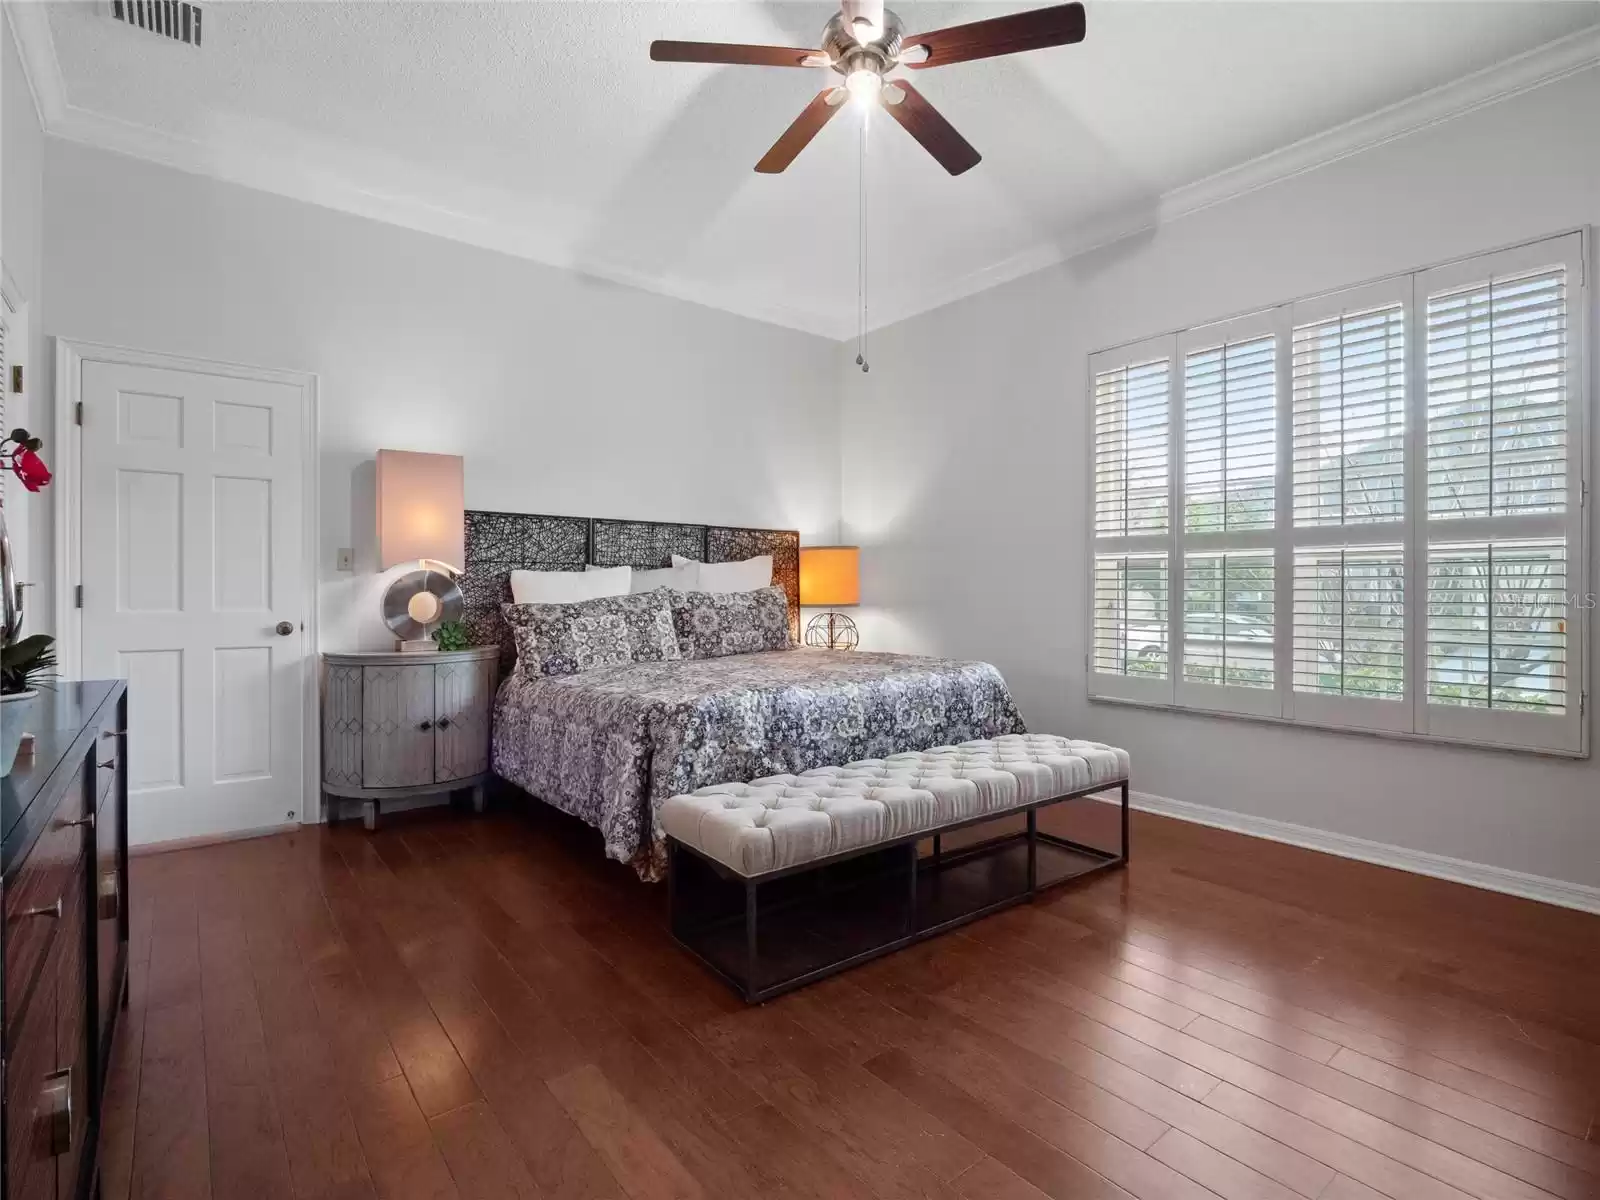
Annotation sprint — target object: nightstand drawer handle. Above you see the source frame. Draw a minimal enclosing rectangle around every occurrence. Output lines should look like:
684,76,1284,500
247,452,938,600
23,898,62,920
41,1069,72,1156
59,813,95,831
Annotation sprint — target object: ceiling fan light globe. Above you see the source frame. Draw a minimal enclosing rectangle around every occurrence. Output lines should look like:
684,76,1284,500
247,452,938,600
845,68,882,106
851,15,881,43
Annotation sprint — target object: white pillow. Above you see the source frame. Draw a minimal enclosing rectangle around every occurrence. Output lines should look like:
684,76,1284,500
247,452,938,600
624,563,701,593
672,554,772,594
510,565,631,605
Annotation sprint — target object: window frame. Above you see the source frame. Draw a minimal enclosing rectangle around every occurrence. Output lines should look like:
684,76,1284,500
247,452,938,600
1085,230,1589,757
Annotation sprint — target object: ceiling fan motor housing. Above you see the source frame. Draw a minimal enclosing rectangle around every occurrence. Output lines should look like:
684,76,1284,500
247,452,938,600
822,8,902,76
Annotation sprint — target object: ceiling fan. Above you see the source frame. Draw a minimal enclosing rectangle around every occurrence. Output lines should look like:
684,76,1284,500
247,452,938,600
649,1,1086,176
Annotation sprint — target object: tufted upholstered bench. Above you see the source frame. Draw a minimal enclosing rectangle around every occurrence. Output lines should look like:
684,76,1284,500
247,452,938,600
662,734,1129,1002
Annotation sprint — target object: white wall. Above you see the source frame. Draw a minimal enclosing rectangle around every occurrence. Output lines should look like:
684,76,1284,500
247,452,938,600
41,140,842,652
2,14,47,626
842,66,1600,891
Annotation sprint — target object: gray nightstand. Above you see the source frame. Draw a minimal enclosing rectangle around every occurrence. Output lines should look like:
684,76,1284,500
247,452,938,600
321,646,499,830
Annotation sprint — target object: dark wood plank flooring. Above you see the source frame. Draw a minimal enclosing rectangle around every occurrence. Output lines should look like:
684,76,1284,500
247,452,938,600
100,800,1600,1200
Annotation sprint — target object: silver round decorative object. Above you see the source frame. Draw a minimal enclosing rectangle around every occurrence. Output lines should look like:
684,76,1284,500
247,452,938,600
382,568,464,642
804,611,860,651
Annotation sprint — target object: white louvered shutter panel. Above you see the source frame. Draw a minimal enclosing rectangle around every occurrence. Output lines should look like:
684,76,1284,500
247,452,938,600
1093,554,1169,679
1182,550,1274,689
1094,359,1170,536
1426,539,1568,713
1426,267,1567,519
1292,546,1405,699
1184,336,1276,533
1292,305,1405,526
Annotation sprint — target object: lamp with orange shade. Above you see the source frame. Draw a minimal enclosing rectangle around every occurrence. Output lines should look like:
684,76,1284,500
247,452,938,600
799,545,860,650
376,449,466,652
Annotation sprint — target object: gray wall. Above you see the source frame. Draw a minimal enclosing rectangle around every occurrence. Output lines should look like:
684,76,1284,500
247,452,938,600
840,66,1600,890
41,140,843,651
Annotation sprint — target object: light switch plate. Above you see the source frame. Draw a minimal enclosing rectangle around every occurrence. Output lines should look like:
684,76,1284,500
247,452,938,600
336,547,354,572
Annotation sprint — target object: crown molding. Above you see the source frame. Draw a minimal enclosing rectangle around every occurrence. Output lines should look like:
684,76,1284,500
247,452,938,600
862,23,1600,335
5,1,69,127
10,7,1597,343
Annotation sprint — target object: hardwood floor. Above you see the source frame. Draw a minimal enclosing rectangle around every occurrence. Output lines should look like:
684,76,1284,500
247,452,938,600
99,799,1600,1200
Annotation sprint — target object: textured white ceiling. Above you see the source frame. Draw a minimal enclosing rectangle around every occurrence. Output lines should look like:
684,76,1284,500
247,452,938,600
35,1,1600,337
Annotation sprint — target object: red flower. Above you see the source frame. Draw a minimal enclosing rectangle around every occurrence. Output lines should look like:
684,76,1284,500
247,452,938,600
9,448,52,492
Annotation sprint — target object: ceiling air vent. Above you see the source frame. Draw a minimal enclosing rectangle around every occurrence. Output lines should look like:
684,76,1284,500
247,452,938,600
111,0,201,47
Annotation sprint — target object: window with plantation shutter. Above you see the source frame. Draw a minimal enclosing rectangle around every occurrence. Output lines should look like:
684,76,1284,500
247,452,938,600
1182,550,1274,689
1094,359,1169,536
1087,231,1586,754
1426,540,1568,713
1292,546,1405,699
1184,335,1276,533
1093,554,1168,679
1088,335,1176,702
1426,268,1567,519
1292,304,1405,526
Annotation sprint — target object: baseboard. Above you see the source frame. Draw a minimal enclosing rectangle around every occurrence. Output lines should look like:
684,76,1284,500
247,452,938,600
130,821,300,857
1103,789,1600,916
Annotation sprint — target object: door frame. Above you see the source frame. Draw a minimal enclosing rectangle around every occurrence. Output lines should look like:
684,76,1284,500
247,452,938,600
52,338,323,825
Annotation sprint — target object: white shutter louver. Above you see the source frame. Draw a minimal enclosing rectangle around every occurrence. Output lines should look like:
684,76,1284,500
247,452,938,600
1292,305,1405,526
1094,359,1170,536
1182,550,1274,688
1093,555,1169,678
1427,539,1568,713
1292,546,1405,698
1184,335,1276,533
1426,268,1567,519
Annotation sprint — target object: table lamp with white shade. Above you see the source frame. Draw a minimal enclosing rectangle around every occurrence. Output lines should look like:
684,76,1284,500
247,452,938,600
376,449,465,652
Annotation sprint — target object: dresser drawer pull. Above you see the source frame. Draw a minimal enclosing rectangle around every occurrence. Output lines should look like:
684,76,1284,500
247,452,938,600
418,719,433,731
436,716,452,729
98,756,118,770
98,871,121,921
101,729,127,739
21,898,62,920
59,812,95,831
40,1069,72,1156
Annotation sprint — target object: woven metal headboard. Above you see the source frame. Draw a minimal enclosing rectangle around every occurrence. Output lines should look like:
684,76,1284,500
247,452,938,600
460,510,801,662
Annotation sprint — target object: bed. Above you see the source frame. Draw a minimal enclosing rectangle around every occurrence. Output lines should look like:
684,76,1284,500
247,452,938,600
464,509,1026,879
492,648,1026,878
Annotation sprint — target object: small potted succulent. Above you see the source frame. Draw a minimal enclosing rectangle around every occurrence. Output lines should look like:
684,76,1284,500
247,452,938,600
432,620,470,652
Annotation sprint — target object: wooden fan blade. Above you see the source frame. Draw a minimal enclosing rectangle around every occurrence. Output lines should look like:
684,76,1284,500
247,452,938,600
901,3,1085,69
756,89,845,173
880,81,980,175
650,40,821,67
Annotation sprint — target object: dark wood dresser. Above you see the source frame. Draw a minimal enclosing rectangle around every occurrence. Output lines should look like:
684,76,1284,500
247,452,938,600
1,682,129,1200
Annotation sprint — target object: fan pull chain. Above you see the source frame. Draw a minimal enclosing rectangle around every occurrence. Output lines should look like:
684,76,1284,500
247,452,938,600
856,109,869,373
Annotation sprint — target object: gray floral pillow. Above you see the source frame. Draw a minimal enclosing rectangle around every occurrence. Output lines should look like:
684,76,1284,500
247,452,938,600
668,586,794,660
503,591,681,678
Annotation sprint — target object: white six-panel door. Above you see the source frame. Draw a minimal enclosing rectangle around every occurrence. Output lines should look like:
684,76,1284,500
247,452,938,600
80,359,307,845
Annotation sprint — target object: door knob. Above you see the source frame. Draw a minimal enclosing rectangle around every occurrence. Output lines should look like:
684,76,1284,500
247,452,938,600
276,621,294,636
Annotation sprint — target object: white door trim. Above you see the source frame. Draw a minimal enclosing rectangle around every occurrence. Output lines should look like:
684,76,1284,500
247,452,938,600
52,337,323,825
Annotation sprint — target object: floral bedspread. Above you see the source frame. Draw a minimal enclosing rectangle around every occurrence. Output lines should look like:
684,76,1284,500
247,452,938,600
491,648,1027,879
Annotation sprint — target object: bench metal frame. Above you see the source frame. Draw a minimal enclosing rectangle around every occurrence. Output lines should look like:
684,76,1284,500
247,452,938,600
667,778,1129,1003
